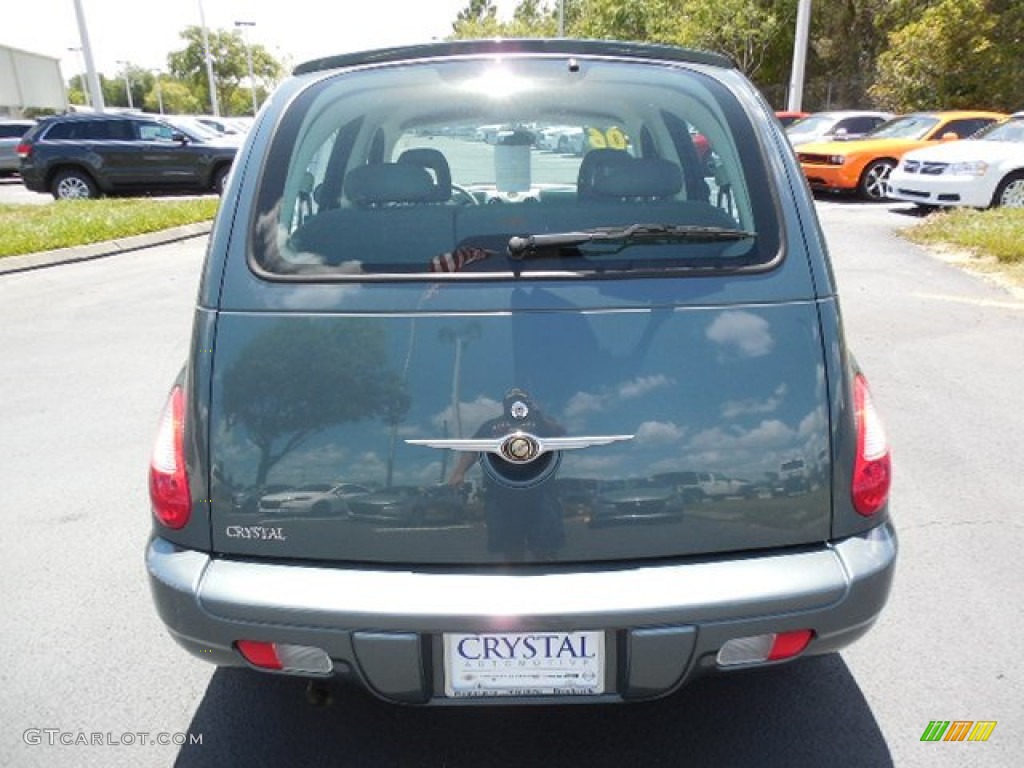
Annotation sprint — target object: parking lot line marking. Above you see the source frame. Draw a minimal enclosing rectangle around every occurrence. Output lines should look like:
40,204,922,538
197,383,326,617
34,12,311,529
914,293,1024,311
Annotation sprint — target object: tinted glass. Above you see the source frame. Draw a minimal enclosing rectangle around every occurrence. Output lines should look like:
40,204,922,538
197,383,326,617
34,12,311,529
975,117,1024,142
137,121,176,141
940,118,994,139
253,55,779,278
43,121,77,140
0,124,32,139
839,117,876,134
866,115,939,140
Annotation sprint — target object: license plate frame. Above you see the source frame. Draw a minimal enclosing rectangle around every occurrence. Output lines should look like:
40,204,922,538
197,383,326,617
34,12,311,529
443,630,605,698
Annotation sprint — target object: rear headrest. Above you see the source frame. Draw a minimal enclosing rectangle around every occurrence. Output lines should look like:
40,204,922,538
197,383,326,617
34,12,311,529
397,148,452,202
344,163,435,205
591,157,683,199
577,148,633,201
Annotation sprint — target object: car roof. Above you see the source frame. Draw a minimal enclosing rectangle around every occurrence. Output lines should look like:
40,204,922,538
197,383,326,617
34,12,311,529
811,110,891,117
908,109,1007,119
40,111,152,123
294,38,736,76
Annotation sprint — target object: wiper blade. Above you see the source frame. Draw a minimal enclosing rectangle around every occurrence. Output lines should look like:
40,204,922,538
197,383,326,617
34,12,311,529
507,223,756,259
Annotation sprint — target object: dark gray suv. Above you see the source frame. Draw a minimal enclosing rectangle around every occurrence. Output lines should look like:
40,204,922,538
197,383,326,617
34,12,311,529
147,39,896,705
17,112,237,199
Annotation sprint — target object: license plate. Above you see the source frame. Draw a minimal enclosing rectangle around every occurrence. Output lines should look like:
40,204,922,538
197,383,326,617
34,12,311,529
443,631,605,697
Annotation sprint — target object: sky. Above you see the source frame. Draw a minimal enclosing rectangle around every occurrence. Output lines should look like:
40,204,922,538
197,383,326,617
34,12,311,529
2,0,516,79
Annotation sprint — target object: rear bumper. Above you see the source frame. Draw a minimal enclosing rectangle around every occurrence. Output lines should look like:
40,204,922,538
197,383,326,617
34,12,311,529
147,522,897,705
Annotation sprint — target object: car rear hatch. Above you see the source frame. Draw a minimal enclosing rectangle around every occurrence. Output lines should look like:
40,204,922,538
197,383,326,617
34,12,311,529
200,46,834,566
205,275,832,565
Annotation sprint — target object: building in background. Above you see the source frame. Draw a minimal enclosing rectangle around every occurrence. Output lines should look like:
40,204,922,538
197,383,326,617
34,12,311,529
0,44,67,117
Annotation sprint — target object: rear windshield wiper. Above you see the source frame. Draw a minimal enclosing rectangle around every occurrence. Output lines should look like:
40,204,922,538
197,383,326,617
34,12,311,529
506,223,756,259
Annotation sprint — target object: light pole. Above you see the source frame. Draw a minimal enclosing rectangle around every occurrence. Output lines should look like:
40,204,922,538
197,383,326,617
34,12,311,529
234,20,259,116
67,46,89,107
116,60,133,110
71,0,105,111
787,0,813,112
151,70,165,115
197,0,220,116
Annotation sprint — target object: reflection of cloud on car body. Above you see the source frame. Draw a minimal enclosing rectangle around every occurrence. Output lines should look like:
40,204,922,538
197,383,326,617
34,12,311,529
618,375,673,400
721,383,788,419
431,395,501,436
564,375,674,425
706,311,774,359
634,421,686,445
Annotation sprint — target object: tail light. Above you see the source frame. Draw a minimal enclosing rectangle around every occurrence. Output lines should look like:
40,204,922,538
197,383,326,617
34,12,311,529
236,640,333,674
149,386,191,529
717,630,815,666
851,373,891,515
16,141,31,158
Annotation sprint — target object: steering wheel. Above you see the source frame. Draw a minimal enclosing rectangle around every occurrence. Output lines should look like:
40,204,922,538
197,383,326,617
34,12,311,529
450,183,480,205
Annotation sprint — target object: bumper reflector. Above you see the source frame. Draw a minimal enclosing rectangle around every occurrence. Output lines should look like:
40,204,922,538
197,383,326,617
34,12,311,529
236,640,333,675
716,630,814,667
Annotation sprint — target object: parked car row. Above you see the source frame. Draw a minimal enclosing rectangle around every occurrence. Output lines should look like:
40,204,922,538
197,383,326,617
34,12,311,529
789,109,1020,205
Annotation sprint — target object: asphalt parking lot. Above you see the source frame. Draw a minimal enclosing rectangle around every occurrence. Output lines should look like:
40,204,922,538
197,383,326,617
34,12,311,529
0,175,48,204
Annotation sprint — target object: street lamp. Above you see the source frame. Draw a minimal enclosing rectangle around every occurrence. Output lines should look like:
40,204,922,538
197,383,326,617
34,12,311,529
116,60,134,110
234,20,259,116
67,46,89,107
197,0,220,116
151,70,165,115
71,0,105,111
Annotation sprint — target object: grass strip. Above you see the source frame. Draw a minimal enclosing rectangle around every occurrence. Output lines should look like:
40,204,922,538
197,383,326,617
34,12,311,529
0,198,219,258
903,207,1024,264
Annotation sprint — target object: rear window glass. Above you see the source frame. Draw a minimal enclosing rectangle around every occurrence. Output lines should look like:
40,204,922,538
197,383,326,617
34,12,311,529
0,123,33,139
252,55,780,278
44,119,133,141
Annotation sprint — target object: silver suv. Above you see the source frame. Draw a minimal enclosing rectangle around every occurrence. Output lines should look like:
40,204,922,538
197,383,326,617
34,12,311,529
0,119,34,176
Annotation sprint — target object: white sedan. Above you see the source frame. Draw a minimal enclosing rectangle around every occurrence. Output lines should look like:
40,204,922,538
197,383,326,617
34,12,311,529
886,112,1024,208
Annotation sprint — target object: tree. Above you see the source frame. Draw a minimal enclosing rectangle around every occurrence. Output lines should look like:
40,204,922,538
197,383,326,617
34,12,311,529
871,0,1024,112
166,26,283,116
673,0,784,78
144,79,203,115
573,0,679,43
451,0,562,38
223,320,408,487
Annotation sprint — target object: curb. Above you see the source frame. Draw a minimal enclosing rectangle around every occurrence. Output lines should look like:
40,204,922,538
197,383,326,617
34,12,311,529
0,221,213,275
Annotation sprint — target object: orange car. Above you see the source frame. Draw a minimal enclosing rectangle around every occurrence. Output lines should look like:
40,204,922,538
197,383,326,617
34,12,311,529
796,110,1007,201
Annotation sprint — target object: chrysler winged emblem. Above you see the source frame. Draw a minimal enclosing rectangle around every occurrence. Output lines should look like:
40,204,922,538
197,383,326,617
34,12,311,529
405,432,634,465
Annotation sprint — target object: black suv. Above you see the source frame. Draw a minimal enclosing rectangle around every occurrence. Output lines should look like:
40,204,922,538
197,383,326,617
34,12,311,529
17,112,237,200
